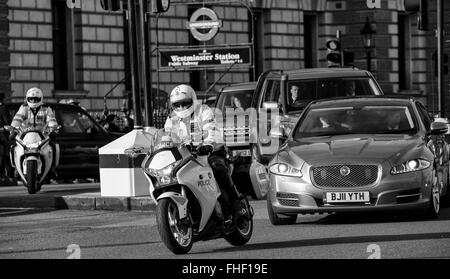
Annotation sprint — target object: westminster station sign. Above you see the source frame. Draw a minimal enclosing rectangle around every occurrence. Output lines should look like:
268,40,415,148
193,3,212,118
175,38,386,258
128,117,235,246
159,46,252,70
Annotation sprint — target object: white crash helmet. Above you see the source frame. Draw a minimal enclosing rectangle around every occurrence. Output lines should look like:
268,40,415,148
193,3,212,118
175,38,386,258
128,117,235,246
26,87,43,109
170,84,197,119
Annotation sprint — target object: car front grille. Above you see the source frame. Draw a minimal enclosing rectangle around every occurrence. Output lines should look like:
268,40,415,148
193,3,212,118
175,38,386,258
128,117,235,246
311,165,380,188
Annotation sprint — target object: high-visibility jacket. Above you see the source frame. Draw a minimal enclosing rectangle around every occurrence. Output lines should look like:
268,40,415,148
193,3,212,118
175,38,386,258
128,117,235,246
164,104,222,147
11,104,58,131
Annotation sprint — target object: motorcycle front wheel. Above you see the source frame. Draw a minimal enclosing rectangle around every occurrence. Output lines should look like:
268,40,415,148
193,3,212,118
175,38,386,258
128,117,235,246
26,160,38,194
156,198,193,254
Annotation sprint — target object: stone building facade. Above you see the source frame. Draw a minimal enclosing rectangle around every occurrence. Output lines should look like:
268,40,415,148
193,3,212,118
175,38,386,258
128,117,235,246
1,0,449,116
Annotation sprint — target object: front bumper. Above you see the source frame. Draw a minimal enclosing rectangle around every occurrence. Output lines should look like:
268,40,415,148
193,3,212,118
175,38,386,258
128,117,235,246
268,169,433,215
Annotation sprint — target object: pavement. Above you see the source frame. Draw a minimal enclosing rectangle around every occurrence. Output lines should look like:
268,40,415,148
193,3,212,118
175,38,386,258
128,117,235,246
0,183,156,211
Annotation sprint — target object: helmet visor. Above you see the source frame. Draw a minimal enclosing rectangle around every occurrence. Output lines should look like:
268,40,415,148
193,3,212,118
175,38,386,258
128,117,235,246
27,97,41,103
172,100,193,111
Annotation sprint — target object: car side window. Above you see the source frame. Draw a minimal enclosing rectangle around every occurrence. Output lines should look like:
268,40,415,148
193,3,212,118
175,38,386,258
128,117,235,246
59,109,100,135
415,102,432,131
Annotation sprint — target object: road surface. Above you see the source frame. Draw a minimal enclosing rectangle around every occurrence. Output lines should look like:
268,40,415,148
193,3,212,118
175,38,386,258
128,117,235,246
1,200,450,259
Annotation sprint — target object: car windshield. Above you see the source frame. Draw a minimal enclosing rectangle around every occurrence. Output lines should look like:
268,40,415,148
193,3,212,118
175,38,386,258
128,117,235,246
287,77,382,112
216,89,254,112
293,105,417,139
57,107,101,134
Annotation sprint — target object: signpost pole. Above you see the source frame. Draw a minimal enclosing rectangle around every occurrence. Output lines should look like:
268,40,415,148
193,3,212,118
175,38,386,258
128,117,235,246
337,30,344,67
127,0,142,128
139,0,153,127
437,0,445,117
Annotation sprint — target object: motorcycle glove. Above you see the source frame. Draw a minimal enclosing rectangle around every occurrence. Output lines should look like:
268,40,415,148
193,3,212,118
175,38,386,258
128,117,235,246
8,131,17,141
197,144,213,156
49,131,57,141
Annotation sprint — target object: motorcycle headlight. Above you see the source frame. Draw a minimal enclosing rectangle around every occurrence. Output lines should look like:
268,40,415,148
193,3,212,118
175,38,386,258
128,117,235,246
269,163,302,177
27,141,41,149
391,159,430,175
147,160,181,185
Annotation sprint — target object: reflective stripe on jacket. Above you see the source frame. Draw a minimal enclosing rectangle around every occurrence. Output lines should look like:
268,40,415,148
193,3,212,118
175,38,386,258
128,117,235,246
164,104,222,147
11,105,58,131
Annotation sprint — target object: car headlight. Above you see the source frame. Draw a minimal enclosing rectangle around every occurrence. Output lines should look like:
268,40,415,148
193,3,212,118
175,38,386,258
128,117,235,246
269,163,302,177
390,159,431,175
147,160,181,185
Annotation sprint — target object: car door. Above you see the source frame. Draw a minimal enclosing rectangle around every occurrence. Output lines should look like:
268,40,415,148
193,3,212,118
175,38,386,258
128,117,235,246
255,79,282,164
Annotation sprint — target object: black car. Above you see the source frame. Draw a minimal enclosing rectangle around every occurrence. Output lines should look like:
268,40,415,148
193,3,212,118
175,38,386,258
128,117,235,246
6,103,121,180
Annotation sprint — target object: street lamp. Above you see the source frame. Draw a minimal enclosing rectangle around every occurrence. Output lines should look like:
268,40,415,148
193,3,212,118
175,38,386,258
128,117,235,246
360,17,376,72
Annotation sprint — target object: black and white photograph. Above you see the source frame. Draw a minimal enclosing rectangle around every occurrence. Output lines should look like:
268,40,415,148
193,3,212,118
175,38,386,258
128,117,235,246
0,0,450,265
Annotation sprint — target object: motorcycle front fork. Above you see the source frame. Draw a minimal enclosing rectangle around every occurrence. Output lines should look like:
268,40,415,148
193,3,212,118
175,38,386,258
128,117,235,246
179,186,194,227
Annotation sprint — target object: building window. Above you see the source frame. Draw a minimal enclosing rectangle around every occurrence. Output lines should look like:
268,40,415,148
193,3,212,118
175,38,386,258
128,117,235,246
52,0,78,91
398,13,412,91
304,13,318,68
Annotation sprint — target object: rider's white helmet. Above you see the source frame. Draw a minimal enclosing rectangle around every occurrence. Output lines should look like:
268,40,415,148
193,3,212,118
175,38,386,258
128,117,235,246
169,84,197,119
26,87,43,109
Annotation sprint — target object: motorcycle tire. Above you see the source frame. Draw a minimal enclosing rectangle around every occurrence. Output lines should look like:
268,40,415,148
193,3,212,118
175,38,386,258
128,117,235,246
224,217,253,246
156,198,193,255
26,160,38,195
225,200,253,246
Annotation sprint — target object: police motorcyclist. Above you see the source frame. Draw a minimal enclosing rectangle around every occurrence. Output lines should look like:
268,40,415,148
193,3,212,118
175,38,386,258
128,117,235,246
164,84,247,220
10,88,59,174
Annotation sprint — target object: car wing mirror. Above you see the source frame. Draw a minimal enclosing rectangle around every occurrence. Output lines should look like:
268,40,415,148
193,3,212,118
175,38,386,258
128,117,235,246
430,121,449,135
270,127,288,140
263,102,279,110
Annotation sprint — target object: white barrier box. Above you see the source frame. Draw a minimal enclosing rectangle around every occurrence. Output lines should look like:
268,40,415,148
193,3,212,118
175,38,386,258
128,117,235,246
99,128,157,197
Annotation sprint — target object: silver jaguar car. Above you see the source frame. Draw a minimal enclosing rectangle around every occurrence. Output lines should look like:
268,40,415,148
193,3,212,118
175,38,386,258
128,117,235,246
267,97,450,225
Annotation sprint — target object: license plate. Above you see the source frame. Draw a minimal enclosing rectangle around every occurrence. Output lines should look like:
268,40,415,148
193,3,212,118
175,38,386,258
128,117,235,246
232,149,251,157
325,192,370,203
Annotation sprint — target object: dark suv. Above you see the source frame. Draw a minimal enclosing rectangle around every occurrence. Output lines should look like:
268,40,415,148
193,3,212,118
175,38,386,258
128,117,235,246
251,67,384,165
6,103,121,180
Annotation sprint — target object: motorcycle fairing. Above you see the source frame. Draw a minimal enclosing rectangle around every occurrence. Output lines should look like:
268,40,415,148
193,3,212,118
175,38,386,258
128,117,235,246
12,131,54,184
177,155,221,232
249,160,270,200
157,192,188,219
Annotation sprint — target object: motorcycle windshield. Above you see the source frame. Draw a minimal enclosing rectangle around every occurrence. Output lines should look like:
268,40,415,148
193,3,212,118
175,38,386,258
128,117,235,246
22,132,43,146
152,129,184,153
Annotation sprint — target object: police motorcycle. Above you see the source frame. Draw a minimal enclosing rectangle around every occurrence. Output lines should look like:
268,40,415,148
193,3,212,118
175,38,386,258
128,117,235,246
5,124,60,194
142,130,254,254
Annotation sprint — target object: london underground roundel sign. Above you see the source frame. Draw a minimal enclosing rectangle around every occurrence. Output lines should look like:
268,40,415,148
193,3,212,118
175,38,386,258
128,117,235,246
186,7,222,42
